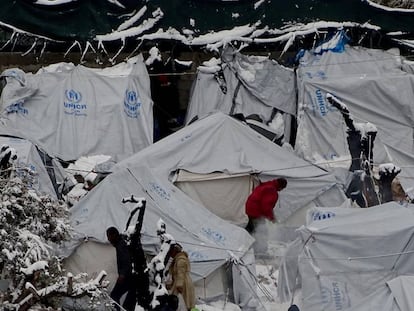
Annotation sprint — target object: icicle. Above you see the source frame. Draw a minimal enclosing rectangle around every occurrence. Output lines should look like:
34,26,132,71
109,38,125,65
279,33,295,57
80,41,96,64
64,40,82,58
21,38,38,56
117,5,147,31
0,31,16,51
126,40,143,60
40,41,47,59
11,32,20,52
97,39,109,58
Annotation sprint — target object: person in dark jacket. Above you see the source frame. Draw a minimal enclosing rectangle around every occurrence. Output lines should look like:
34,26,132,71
245,178,287,232
107,226,137,311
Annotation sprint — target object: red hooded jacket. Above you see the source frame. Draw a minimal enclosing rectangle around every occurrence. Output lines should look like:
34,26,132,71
245,179,284,221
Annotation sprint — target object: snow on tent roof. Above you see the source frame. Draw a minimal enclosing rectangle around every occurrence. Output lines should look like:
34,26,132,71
0,55,153,162
68,112,346,252
65,111,346,306
278,202,414,311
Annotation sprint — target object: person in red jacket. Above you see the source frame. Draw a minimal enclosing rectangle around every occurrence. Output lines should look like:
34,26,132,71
245,178,288,233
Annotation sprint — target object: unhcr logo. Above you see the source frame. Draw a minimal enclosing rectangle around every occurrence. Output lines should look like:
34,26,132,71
149,182,171,201
315,89,328,116
312,89,337,117
124,89,142,118
5,102,28,115
64,89,87,116
312,211,336,221
201,227,226,245
321,282,350,310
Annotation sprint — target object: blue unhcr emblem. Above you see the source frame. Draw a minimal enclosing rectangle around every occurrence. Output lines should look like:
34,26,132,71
188,251,207,261
321,282,351,310
149,182,171,201
64,89,87,116
311,89,336,117
312,211,336,221
65,89,82,103
5,101,28,115
124,89,141,118
201,227,226,245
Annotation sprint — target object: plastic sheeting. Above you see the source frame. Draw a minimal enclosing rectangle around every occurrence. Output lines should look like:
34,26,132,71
66,112,345,309
0,135,65,199
186,49,296,125
387,276,414,311
0,55,153,162
295,45,414,198
278,202,414,311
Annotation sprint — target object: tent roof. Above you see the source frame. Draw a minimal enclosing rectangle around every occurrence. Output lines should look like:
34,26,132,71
295,45,414,198
68,112,346,278
279,203,414,311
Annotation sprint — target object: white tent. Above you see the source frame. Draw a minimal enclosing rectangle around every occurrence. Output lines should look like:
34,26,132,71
0,55,153,162
63,112,346,309
295,44,414,198
0,133,66,199
278,202,414,311
185,49,296,142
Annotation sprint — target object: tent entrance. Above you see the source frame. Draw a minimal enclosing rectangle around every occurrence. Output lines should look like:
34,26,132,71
174,170,259,226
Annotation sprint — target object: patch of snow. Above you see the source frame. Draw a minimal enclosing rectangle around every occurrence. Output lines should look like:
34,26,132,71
190,24,256,48
107,0,126,9
232,13,240,19
198,57,222,73
268,112,285,138
66,155,111,178
314,31,344,54
138,28,190,45
21,260,49,275
145,46,162,66
117,6,147,31
393,38,414,49
254,0,265,10
202,57,222,67
364,0,414,12
34,0,76,5
387,31,407,36
174,59,193,67
354,122,377,137
379,163,401,174
190,18,195,27
96,8,164,42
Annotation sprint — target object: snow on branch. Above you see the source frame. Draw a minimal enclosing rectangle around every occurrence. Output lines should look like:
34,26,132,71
96,8,164,42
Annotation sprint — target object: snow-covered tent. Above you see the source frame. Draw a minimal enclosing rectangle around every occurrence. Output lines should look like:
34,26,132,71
295,41,414,198
63,112,346,309
278,202,414,311
0,55,153,162
185,49,296,142
0,128,67,199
